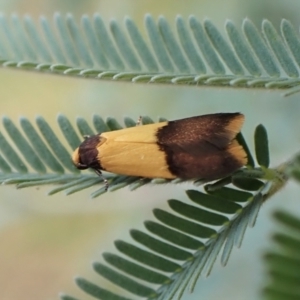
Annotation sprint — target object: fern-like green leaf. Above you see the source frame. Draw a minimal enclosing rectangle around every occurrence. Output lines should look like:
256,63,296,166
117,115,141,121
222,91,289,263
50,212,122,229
0,14,300,92
262,211,300,300
255,124,270,168
62,181,279,300
58,123,290,300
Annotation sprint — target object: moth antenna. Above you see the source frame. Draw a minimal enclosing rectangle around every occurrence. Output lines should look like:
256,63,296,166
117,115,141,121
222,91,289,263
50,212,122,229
136,116,142,126
94,169,109,191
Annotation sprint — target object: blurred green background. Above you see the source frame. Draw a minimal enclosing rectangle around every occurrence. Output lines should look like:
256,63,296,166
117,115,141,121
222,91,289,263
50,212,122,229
0,0,300,299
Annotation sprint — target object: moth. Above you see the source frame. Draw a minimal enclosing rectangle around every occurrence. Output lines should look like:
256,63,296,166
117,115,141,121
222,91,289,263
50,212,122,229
72,113,247,188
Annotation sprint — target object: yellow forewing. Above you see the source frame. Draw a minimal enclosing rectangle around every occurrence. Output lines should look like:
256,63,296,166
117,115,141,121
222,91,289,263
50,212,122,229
101,122,167,143
98,122,174,178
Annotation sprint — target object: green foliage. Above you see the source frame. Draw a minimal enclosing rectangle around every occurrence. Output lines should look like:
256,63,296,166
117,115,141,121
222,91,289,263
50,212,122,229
53,118,288,300
255,125,270,168
262,211,300,300
1,14,300,93
60,184,271,300
0,11,299,300
0,110,291,299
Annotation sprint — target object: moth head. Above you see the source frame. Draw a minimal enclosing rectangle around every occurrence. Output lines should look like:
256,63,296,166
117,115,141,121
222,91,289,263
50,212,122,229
72,135,103,170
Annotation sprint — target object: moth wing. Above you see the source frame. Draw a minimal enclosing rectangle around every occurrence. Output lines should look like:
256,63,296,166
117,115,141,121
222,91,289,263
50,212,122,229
155,113,247,179
98,127,175,178
101,122,167,143
100,142,175,178
157,113,245,155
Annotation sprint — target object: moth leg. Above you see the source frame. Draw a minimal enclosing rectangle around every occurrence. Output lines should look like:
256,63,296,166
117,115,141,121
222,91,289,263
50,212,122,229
94,169,109,191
